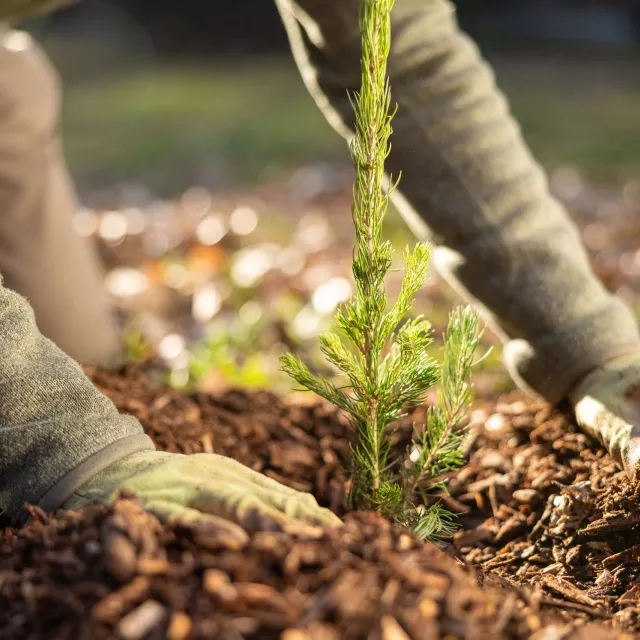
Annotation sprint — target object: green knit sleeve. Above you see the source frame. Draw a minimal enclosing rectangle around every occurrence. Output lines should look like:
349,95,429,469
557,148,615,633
0,279,154,520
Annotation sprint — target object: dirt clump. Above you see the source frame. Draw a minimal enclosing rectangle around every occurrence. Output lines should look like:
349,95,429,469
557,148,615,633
1,494,627,640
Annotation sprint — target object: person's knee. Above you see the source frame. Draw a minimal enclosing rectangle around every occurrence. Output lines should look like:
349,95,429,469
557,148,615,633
0,30,61,143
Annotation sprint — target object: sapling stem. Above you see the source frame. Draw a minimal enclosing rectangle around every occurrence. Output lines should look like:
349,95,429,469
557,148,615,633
281,0,482,540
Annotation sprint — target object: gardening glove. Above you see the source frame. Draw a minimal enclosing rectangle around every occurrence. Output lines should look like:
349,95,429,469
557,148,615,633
62,451,341,528
569,355,640,477
277,0,640,406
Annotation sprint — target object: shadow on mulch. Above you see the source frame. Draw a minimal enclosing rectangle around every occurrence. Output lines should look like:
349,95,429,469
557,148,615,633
1,364,638,639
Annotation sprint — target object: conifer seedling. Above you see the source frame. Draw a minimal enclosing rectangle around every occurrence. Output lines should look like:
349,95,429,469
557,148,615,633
281,0,483,541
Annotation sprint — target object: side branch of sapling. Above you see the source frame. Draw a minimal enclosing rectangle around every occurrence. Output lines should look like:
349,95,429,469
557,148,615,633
280,0,483,541
404,308,483,502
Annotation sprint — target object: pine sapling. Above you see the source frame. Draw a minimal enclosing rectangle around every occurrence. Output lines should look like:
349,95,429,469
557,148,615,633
281,0,483,540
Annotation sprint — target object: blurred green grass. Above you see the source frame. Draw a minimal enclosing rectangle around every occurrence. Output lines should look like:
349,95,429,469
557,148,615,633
502,62,640,182
46,46,640,192
57,60,343,192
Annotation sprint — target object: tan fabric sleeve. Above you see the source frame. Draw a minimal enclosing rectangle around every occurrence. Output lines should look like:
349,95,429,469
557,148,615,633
275,0,640,401
0,29,120,364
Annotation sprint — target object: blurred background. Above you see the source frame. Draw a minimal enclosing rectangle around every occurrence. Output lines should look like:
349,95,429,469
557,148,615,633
22,0,640,394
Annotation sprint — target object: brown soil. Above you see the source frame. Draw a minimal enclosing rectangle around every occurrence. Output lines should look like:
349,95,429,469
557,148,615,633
1,364,639,639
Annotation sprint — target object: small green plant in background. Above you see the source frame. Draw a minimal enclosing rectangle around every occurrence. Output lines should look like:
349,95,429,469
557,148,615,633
123,321,153,364
281,0,483,541
188,319,273,390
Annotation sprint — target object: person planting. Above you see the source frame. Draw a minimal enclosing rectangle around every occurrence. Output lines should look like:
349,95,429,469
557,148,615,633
0,0,639,527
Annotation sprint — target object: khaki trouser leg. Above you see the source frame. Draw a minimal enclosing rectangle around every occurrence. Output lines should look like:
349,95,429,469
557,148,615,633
275,0,640,402
0,28,119,364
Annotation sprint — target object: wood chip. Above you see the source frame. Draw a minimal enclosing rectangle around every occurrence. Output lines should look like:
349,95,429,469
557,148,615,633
602,543,640,570
116,600,165,640
380,616,411,640
167,612,192,640
538,576,601,609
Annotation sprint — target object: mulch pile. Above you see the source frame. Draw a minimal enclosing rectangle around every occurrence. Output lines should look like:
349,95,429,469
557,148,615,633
1,364,639,639
1,499,564,640
448,398,640,633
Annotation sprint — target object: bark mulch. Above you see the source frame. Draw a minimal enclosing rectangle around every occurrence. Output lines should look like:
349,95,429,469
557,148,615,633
447,396,640,634
0,364,638,639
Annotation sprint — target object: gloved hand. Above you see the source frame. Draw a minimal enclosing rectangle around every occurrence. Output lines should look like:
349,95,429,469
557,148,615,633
570,355,640,477
62,450,341,528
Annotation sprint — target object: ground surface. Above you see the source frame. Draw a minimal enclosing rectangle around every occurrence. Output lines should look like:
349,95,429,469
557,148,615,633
2,366,640,639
